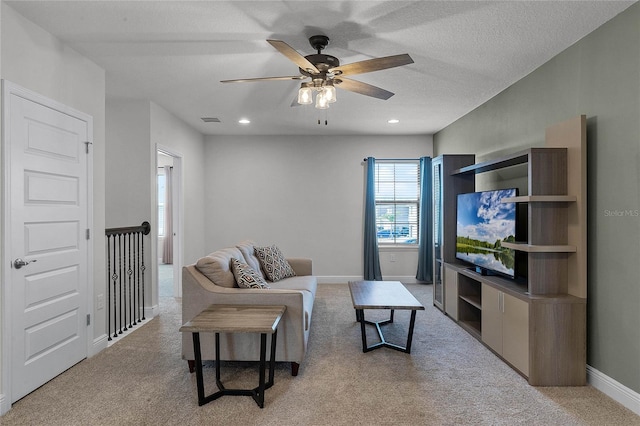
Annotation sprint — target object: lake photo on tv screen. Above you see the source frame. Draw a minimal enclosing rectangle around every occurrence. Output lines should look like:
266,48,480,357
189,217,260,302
456,189,517,277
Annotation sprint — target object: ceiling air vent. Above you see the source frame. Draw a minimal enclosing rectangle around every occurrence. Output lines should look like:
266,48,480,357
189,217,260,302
201,117,221,123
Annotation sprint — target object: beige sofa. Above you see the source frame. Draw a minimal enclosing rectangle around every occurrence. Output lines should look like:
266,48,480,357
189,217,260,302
181,241,317,376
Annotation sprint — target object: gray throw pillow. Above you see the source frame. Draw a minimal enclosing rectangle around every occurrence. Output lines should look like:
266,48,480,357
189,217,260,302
254,245,296,282
230,258,270,289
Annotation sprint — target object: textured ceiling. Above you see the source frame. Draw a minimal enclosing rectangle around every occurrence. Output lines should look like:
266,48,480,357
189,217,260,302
6,1,635,136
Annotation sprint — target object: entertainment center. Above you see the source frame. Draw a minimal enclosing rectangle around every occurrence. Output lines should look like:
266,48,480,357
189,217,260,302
432,115,587,386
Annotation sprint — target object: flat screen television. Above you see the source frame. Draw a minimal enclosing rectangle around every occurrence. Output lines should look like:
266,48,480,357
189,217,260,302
456,188,517,278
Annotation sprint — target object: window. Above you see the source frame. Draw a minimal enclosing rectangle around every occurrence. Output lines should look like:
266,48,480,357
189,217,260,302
374,160,420,245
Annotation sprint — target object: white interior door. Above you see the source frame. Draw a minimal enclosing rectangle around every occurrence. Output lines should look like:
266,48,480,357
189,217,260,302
4,83,91,402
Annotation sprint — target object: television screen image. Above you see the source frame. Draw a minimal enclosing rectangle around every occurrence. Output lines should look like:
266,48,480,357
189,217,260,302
456,189,517,278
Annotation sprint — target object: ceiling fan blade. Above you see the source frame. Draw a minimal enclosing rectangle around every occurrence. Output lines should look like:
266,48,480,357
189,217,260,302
331,53,414,77
335,77,394,100
267,39,320,74
221,75,306,83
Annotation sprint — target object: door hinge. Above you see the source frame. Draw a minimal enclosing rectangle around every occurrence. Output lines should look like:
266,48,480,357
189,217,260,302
86,314,91,326
86,229,90,240
84,141,93,154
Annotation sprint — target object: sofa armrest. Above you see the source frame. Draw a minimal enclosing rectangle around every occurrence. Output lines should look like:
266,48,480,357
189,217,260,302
287,258,312,276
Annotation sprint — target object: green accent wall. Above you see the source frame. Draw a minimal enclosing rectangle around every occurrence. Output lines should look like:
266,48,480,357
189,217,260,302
434,3,640,393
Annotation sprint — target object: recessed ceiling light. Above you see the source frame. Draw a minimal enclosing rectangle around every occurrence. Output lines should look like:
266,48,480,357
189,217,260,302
238,118,250,124
388,119,400,124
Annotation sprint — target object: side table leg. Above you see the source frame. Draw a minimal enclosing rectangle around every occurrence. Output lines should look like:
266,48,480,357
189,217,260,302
268,330,278,385
256,333,267,408
192,332,206,405
215,332,222,388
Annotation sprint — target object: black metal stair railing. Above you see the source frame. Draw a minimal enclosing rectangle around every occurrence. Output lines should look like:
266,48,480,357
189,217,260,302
105,221,151,341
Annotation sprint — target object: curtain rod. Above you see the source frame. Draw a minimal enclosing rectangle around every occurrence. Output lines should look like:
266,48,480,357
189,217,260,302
363,157,420,161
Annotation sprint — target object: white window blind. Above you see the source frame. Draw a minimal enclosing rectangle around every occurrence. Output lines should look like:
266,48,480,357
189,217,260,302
374,160,420,245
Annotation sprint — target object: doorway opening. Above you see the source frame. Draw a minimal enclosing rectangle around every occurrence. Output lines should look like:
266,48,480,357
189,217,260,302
156,147,182,298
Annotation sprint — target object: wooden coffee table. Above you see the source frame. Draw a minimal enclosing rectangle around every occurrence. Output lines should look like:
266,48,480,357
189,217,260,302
348,280,425,353
179,304,286,408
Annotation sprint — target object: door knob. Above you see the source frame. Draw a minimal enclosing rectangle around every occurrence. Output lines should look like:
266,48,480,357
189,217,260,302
13,258,36,269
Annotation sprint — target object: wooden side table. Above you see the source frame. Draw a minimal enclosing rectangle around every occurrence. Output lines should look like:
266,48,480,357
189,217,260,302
179,304,286,408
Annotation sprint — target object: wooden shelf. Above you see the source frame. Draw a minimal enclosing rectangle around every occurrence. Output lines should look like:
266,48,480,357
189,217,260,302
451,150,530,175
502,195,576,203
502,242,576,253
459,295,481,310
459,320,481,338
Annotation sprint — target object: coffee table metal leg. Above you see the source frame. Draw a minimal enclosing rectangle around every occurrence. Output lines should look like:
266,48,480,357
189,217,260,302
356,308,419,353
357,309,369,352
405,310,417,354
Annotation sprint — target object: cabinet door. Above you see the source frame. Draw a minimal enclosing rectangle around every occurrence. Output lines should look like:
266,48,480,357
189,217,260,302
444,265,458,320
481,284,502,353
502,293,530,376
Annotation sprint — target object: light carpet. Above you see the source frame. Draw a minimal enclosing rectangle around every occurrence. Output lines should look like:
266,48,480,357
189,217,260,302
2,284,639,425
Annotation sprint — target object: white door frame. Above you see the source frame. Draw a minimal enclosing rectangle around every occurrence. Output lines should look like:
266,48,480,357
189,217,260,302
155,144,183,297
0,80,94,414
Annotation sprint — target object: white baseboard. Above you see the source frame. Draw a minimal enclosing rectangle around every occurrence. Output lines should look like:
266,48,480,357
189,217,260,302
145,304,159,318
317,275,426,284
0,393,8,416
317,276,360,284
91,333,109,356
587,365,640,416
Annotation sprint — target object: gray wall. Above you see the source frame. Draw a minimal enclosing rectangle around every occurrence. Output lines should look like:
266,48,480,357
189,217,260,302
106,99,206,308
1,2,107,348
150,101,206,266
0,3,106,411
434,3,640,393
203,134,432,283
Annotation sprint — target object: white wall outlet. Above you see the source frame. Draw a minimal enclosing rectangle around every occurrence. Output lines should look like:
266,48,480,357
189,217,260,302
389,254,397,262
97,293,104,310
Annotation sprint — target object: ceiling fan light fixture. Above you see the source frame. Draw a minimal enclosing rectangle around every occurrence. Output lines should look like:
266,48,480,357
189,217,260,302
315,89,330,109
324,84,337,103
298,84,313,105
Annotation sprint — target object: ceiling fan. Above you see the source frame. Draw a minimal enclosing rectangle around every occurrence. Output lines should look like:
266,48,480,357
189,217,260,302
221,35,414,109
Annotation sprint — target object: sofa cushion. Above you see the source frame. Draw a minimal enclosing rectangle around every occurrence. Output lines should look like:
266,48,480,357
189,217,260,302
236,240,265,280
254,245,296,282
230,258,270,289
269,275,317,297
195,247,246,288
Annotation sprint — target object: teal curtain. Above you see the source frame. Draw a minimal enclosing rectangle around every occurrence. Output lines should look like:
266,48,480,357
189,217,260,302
416,156,433,282
363,157,382,280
